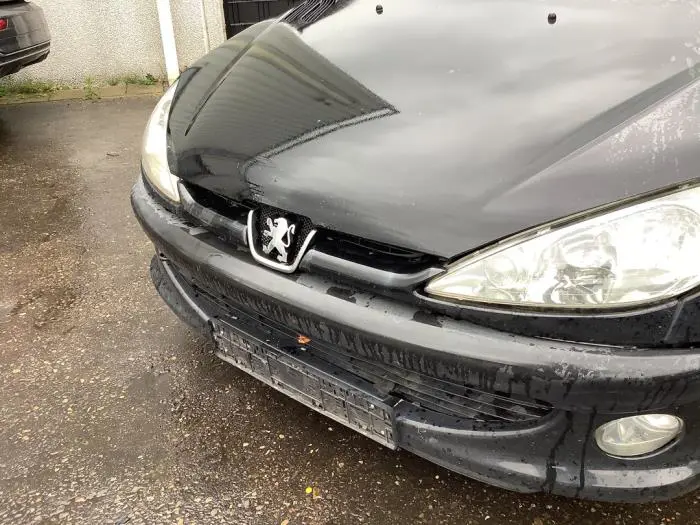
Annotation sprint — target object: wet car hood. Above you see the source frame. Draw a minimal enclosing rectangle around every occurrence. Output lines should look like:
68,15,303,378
168,0,700,258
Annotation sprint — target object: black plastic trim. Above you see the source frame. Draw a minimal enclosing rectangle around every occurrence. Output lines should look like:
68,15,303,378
416,291,679,347
176,178,444,291
179,181,247,246
665,289,700,345
301,249,442,291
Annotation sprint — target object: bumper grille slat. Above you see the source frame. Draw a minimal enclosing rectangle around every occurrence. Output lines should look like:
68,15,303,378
301,338,549,422
183,276,553,425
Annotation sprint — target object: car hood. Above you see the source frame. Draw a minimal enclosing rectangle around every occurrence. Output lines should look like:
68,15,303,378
168,0,700,258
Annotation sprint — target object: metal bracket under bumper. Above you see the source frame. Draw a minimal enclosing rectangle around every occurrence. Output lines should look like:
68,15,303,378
213,317,400,449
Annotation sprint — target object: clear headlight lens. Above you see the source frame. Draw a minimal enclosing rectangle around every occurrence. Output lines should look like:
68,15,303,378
142,80,180,203
426,185,700,309
595,415,683,457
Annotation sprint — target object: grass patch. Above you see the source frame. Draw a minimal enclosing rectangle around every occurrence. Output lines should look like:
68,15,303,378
107,73,159,86
0,79,65,97
0,73,162,102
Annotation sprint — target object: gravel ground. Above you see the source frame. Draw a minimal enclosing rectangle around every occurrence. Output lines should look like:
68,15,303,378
0,98,698,525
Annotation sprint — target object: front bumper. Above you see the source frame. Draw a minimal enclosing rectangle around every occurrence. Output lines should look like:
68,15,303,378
132,177,700,502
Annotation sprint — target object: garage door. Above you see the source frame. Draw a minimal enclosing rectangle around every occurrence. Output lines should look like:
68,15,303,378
223,0,306,37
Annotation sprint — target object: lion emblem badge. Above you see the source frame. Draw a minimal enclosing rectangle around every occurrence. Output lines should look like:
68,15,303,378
262,217,297,263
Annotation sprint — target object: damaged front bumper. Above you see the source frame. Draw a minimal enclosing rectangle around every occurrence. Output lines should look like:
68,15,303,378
132,177,700,502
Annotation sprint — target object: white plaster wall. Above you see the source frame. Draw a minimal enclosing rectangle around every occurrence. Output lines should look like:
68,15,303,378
172,0,227,66
13,0,227,84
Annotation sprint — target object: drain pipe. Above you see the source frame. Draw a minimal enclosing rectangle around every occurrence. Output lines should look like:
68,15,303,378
199,0,211,55
156,0,180,85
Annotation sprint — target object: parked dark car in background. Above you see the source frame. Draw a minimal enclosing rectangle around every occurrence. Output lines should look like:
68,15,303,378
0,0,49,78
132,0,700,502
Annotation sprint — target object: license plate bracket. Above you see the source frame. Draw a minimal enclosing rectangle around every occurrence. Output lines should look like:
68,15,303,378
212,318,399,449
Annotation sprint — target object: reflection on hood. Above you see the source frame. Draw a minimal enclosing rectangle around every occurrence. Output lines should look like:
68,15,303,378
169,19,397,187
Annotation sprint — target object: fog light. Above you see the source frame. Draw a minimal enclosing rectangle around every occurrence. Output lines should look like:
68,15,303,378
595,414,683,457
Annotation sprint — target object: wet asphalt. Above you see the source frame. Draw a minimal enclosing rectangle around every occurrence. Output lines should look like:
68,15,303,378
0,98,698,525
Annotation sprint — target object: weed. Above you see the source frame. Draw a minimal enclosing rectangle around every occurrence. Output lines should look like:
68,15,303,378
112,73,159,86
83,77,99,100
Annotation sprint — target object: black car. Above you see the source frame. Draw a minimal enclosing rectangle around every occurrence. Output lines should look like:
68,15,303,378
0,0,49,78
132,0,700,502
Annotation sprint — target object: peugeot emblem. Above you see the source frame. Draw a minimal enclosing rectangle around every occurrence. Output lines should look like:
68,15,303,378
247,209,317,274
262,217,296,263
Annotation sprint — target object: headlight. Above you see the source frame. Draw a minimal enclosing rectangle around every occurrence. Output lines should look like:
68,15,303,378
425,184,700,309
142,80,180,203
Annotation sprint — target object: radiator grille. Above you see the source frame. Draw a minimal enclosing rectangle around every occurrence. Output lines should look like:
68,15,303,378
182,183,442,273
